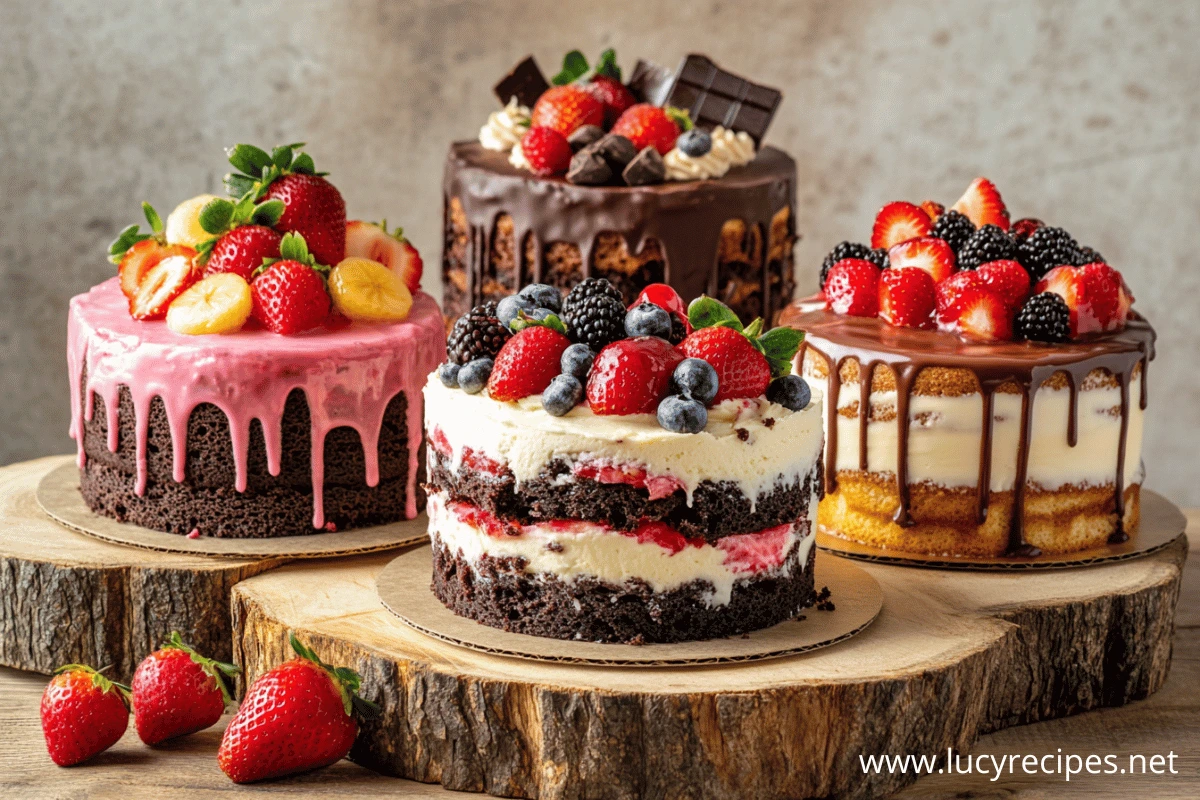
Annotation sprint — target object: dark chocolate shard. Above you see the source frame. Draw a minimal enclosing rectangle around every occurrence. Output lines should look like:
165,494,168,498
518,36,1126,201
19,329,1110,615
567,125,605,152
622,146,666,186
494,56,550,108
591,134,637,170
567,150,613,186
627,58,674,106
662,54,782,144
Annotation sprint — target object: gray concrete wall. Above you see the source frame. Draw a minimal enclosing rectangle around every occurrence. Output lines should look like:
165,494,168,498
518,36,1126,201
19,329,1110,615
3,0,1198,504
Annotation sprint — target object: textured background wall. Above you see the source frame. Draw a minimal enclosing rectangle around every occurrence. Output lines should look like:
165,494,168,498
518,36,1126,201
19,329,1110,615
2,0,1198,503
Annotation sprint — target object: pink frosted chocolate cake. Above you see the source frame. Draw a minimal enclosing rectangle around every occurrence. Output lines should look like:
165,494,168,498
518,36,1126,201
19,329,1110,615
425,280,822,643
71,143,445,538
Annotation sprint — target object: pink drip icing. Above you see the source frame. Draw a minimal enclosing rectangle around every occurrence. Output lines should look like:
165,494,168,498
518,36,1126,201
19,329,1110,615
67,278,446,529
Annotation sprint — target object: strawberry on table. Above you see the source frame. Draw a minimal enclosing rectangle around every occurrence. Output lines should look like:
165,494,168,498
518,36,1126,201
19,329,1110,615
41,664,130,767
951,177,1010,231
487,321,573,401
871,201,933,250
204,224,283,282
250,233,331,334
974,259,1031,309
886,237,956,283
610,103,686,156
587,336,685,414
530,84,604,138
218,634,376,784
519,126,573,177
131,632,239,745
878,267,936,329
344,220,423,293
824,258,882,317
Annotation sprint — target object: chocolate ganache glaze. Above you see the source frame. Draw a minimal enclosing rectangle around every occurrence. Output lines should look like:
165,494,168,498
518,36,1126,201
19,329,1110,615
779,303,1156,556
443,141,796,321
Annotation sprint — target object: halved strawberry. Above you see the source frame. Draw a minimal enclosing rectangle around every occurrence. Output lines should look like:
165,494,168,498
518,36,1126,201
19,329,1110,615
1077,262,1124,332
951,177,1009,231
950,288,1012,342
1010,217,1044,242
119,241,197,303
920,200,945,222
824,258,881,317
878,267,936,329
871,201,932,249
344,220,423,293
1034,265,1085,334
886,237,955,283
130,255,199,321
935,270,985,329
974,260,1030,309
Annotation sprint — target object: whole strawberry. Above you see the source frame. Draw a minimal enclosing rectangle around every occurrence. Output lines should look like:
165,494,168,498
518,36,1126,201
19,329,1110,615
587,336,684,415
679,326,771,403
878,266,936,330
223,143,347,267
41,664,130,766
132,632,239,745
530,85,604,138
205,225,283,282
488,321,572,402
610,104,685,156
251,233,331,334
520,126,573,177
218,635,376,784
586,75,636,127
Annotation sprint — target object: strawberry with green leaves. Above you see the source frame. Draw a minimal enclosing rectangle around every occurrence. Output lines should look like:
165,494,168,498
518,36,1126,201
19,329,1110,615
218,634,377,784
41,664,130,767
108,201,199,314
250,233,331,334
345,220,423,293
189,192,286,282
611,104,691,156
223,143,347,267
550,48,637,127
487,312,572,402
131,632,240,745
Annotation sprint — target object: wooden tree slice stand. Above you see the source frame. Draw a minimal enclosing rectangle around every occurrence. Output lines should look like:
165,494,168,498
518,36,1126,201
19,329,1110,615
231,519,1188,800
0,456,284,680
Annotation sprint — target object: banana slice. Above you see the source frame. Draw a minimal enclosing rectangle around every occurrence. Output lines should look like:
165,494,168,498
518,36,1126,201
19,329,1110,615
167,273,252,335
329,257,413,323
165,194,221,248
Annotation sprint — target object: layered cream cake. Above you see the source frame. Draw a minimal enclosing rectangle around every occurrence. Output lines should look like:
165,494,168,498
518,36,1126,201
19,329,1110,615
427,280,821,642
784,177,1153,558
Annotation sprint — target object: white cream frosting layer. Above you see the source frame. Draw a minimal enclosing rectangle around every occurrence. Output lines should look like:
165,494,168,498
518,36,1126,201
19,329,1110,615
427,492,813,606
423,374,825,506
663,126,756,181
800,366,1144,492
479,97,530,153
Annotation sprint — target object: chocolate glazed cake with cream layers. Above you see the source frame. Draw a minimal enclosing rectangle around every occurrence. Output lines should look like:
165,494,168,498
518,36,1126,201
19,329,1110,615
443,52,797,326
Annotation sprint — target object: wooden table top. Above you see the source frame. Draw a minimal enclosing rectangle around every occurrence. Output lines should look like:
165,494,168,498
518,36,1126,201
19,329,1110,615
2,511,1196,799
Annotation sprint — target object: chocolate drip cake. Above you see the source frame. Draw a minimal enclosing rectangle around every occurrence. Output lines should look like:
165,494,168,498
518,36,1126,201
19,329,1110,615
442,51,797,327
784,177,1154,558
429,280,821,643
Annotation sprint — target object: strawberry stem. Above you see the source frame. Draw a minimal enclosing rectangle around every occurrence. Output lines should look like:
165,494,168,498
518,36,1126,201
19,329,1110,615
289,632,374,719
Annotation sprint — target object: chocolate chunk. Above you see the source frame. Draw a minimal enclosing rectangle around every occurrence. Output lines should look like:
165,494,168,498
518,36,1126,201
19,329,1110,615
662,54,782,144
567,150,613,186
592,134,637,169
567,125,605,152
621,146,666,186
493,56,550,108
626,58,674,106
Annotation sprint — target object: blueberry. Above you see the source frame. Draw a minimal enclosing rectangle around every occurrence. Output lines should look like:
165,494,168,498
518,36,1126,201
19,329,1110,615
766,375,811,411
676,128,712,157
496,294,537,329
625,302,672,338
560,343,595,379
437,362,461,388
657,394,708,433
671,358,719,405
518,283,562,312
458,357,494,394
542,374,583,417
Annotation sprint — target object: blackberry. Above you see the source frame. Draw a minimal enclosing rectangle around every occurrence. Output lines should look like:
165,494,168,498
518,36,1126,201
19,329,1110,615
1017,226,1081,281
1075,245,1105,265
929,209,976,252
957,224,1016,271
446,301,510,365
1014,292,1072,343
562,279,627,349
819,242,888,287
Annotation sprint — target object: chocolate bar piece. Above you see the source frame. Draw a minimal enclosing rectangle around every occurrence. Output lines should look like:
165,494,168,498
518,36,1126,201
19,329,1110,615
626,59,674,106
493,56,550,108
567,150,613,186
662,54,782,144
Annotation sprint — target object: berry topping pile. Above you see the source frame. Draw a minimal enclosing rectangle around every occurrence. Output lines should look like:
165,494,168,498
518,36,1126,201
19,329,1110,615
106,143,424,336
817,177,1132,343
438,279,808,433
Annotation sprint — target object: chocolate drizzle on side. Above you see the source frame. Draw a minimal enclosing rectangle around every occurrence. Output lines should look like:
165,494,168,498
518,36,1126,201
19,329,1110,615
444,141,796,320
783,306,1156,557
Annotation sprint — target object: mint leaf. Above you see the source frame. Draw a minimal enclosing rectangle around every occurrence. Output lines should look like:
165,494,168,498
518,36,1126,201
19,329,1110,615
252,199,285,227
759,327,804,377
198,198,234,235
688,295,742,332
552,50,589,85
227,144,273,177
141,202,163,234
595,48,621,80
